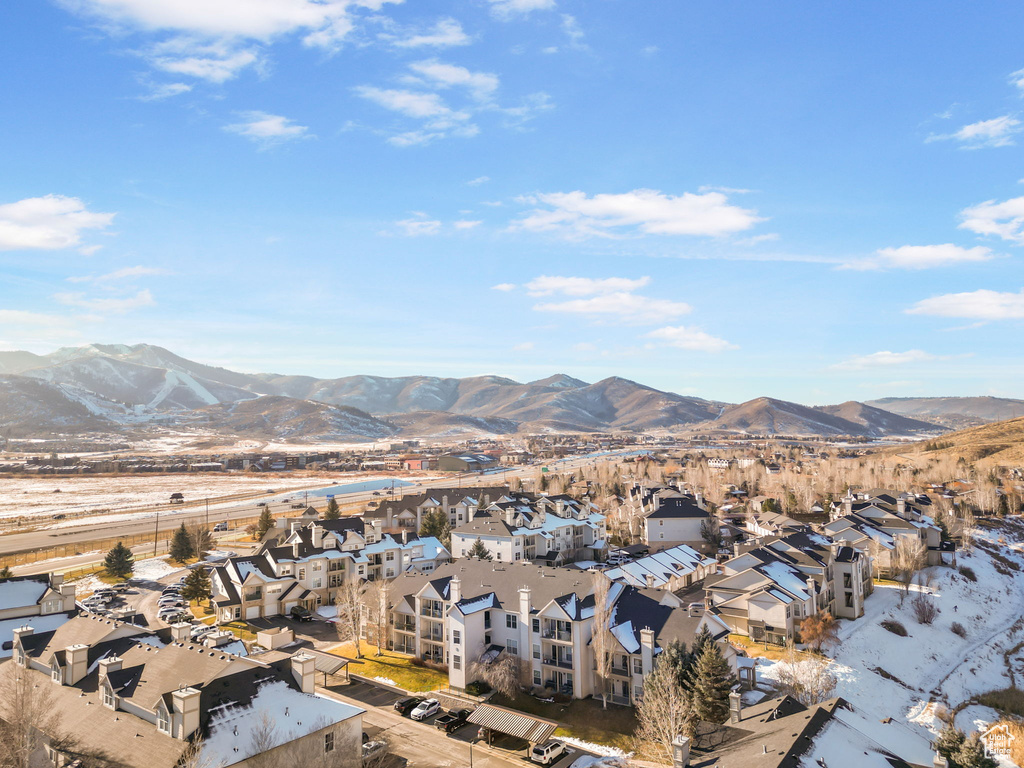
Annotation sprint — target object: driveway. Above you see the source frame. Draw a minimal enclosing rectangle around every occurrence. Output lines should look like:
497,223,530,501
245,614,341,648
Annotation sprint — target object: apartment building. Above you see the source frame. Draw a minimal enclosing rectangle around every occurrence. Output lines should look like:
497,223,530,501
7,614,363,767
388,560,736,706
449,493,606,565
602,543,716,590
0,572,77,657
364,487,507,532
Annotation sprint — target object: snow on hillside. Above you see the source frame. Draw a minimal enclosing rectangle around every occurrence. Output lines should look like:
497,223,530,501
759,525,1024,761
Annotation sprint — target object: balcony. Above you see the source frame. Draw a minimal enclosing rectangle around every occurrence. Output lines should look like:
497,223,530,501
610,665,630,677
543,656,574,669
421,629,444,642
541,629,572,642
420,606,443,619
394,621,416,633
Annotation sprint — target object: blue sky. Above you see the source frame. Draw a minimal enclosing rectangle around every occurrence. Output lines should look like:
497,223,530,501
2,1,1024,405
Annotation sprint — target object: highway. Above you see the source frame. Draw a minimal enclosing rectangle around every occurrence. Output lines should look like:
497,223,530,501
0,449,637,560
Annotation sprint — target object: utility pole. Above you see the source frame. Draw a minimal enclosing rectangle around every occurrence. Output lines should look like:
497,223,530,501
153,510,159,557
205,497,209,529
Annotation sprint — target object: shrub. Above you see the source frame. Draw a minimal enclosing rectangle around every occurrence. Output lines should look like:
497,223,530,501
958,565,977,582
881,619,908,637
465,680,492,696
409,657,425,668
950,622,967,638
911,594,938,625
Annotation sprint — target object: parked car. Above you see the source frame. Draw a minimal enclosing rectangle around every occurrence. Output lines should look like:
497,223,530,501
256,502,268,507
434,709,471,733
213,522,229,532
111,583,130,592
291,503,305,509
190,625,215,641
410,699,440,721
530,740,567,765
361,741,387,763
393,697,424,716
289,606,313,622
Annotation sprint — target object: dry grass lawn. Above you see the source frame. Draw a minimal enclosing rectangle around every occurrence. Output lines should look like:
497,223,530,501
492,693,637,752
328,643,448,692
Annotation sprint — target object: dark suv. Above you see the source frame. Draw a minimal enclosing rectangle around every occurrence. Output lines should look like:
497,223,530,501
289,606,313,622
394,696,424,716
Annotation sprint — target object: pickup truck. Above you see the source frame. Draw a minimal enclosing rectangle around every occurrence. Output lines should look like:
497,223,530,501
434,708,472,733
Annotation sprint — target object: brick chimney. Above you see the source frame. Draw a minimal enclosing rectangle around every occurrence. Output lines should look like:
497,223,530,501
65,644,89,685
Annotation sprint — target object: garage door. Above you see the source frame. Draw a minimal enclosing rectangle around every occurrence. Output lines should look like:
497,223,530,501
245,606,260,620
283,601,297,613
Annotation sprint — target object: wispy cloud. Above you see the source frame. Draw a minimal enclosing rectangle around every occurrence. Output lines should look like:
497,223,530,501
224,111,311,147
388,18,470,49
68,265,169,284
831,350,938,370
453,220,481,229
513,188,764,239
524,275,650,296
407,59,499,101
54,289,155,314
959,196,1024,243
491,283,517,291
512,341,534,351
927,115,1022,149
394,216,442,236
907,288,1024,320
137,81,192,101
534,292,691,325
355,85,478,146
488,0,556,20
0,195,114,252
645,325,737,352
468,176,490,186
842,243,994,270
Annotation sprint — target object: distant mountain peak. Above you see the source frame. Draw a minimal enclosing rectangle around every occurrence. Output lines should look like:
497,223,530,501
530,374,588,389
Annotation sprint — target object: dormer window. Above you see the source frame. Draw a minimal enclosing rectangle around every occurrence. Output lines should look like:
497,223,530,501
51,661,62,684
157,702,171,734
102,682,116,709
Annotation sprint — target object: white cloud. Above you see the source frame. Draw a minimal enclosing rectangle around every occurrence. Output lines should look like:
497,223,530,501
408,60,499,101
138,81,192,100
488,0,555,19
959,196,1024,243
355,86,464,120
512,342,534,351
53,289,155,314
561,15,586,49
0,195,114,251
395,217,442,236
534,292,691,325
907,288,1024,320
514,188,764,239
843,243,994,270
453,220,481,229
390,18,469,48
831,350,937,370
224,111,311,146
491,283,517,291
68,265,169,284
149,40,260,82
645,325,737,352
468,176,490,186
524,275,651,296
1010,68,1024,92
927,115,1022,149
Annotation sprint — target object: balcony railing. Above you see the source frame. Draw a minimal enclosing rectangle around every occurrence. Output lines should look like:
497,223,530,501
542,629,572,642
543,657,574,669
610,665,630,677
420,606,443,618
394,621,416,633
421,630,444,642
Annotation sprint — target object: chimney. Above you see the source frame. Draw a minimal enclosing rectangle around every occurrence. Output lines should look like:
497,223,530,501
170,622,192,643
933,753,949,768
729,690,742,723
645,573,656,588
290,652,316,694
98,656,122,686
401,529,409,545
449,575,461,604
290,520,302,534
12,626,33,664
292,541,300,559
897,498,907,517
311,524,323,549
695,492,704,509
519,586,531,622
50,573,64,589
843,497,852,516
171,687,202,739
640,627,655,675
65,644,89,685
371,519,382,544
671,735,691,768
806,578,817,613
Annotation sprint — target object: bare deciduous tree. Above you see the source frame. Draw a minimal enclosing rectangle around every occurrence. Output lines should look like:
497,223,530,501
334,580,366,659
634,657,697,764
591,571,613,709
470,651,521,699
0,662,70,768
892,536,927,606
361,579,392,657
769,647,838,706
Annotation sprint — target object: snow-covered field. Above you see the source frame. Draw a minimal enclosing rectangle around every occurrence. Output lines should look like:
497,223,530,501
758,525,1024,761
72,555,184,596
0,474,328,521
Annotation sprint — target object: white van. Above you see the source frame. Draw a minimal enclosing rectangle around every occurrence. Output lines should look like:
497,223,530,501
530,740,567,765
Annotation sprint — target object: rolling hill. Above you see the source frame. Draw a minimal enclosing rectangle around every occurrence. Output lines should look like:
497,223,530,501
885,415,1024,466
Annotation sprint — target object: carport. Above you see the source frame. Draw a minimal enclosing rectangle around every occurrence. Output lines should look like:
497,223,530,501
306,649,351,685
467,703,558,747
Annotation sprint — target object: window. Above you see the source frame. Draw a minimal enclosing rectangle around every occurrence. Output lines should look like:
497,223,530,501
312,562,322,571
506,639,518,655
312,578,322,588
157,705,170,734
843,573,852,589
453,655,461,670
51,663,61,684
534,670,542,685
386,551,395,561
102,683,115,708
299,568,306,580
845,592,854,608
453,629,461,645
633,657,642,674
506,614,518,630
533,643,541,660
532,618,540,633
514,552,521,561
785,606,791,619
233,607,241,620
495,552,502,560
324,732,335,754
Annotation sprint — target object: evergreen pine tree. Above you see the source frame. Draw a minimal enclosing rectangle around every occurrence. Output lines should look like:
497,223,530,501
181,566,212,605
103,542,135,579
419,509,451,548
0,565,13,580
169,523,195,563
325,498,341,520
468,538,493,560
256,508,275,539
691,639,736,724
658,638,695,691
933,725,966,762
954,733,997,768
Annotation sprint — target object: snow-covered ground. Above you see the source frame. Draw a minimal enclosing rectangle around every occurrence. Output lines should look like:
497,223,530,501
758,527,1024,761
71,555,184,596
0,474,324,521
